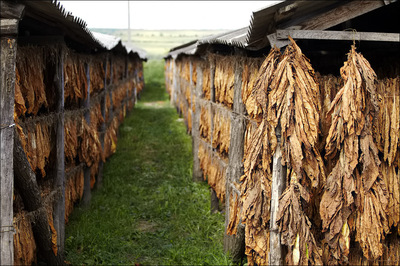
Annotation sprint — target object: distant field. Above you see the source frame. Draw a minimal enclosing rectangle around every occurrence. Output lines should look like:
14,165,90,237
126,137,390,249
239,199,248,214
91,29,227,59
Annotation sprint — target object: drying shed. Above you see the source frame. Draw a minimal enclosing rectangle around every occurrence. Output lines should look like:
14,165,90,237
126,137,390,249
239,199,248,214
0,0,146,264
165,0,399,265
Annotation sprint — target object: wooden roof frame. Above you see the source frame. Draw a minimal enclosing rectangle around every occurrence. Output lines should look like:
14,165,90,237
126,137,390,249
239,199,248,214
247,0,398,50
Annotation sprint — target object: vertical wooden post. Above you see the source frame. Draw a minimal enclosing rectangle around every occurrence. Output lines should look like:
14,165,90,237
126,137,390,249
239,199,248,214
192,60,203,182
83,61,91,205
210,58,216,103
269,126,285,265
0,30,18,266
172,59,178,106
108,57,114,120
208,58,219,213
0,4,24,263
97,55,108,189
224,56,246,262
53,45,65,258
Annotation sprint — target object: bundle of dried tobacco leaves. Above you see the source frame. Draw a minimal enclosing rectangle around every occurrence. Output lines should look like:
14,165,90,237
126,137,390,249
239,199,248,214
320,45,389,263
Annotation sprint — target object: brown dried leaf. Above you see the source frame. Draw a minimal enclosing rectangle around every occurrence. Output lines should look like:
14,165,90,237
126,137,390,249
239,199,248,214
321,45,389,263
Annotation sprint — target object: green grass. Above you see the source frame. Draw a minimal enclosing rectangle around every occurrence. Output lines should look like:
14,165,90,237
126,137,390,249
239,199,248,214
64,60,232,265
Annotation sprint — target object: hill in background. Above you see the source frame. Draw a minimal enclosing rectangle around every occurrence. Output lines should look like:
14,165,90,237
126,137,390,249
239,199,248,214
91,29,227,60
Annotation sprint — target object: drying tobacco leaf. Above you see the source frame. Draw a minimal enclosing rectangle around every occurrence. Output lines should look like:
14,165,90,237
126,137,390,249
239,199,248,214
199,106,211,141
79,117,104,167
211,109,231,157
237,47,280,266
276,173,322,265
320,45,389,263
242,58,263,122
268,37,324,265
214,55,235,108
227,190,240,235
13,211,37,265
16,47,48,115
14,68,27,119
202,65,211,100
64,117,79,163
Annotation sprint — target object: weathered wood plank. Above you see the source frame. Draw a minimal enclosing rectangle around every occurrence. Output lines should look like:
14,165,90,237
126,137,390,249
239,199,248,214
192,60,203,182
269,127,285,266
277,29,400,42
0,19,18,35
0,1,25,19
53,47,65,259
97,55,108,189
299,0,386,30
14,133,64,265
224,56,246,263
83,62,91,205
0,35,17,266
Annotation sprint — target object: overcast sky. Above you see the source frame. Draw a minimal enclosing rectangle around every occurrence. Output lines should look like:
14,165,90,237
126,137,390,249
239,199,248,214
59,1,281,30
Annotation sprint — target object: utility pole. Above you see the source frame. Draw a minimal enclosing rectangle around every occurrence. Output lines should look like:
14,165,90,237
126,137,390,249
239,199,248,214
127,1,131,46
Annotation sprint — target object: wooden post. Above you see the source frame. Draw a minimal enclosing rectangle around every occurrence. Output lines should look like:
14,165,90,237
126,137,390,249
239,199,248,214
108,57,114,120
269,126,285,265
0,30,18,266
224,56,246,263
14,135,64,265
172,59,178,106
0,3,24,262
97,55,107,189
53,46,65,258
83,61,91,205
192,60,203,182
210,58,216,103
208,58,219,213
210,187,220,213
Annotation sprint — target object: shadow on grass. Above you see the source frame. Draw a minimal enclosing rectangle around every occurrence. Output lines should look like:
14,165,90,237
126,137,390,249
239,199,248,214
65,60,231,265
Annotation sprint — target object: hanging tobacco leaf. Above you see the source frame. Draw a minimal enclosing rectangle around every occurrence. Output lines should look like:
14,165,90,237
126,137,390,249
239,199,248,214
269,37,324,265
320,45,389,263
237,47,281,266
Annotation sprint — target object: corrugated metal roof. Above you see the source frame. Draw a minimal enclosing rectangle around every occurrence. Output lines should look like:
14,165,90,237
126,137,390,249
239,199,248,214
167,0,397,57
245,0,343,50
16,0,146,59
166,27,249,58
92,31,147,60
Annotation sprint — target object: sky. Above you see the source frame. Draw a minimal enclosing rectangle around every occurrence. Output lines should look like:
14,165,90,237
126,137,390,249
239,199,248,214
58,1,281,30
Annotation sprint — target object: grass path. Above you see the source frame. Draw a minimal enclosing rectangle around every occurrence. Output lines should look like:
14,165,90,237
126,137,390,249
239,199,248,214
65,60,231,265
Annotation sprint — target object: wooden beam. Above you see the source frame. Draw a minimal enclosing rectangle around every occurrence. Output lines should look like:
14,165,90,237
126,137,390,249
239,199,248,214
0,19,18,35
0,34,17,266
83,62,91,205
192,61,203,182
97,55,108,189
277,29,400,42
0,1,25,19
267,33,290,49
299,0,387,30
269,126,285,266
14,133,64,265
53,47,65,259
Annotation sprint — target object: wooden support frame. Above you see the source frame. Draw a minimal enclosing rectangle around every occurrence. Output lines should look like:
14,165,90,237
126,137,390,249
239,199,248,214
276,29,400,42
268,126,285,266
192,60,203,182
53,45,66,259
0,34,17,266
83,61,92,205
224,55,246,263
0,2,24,263
97,54,108,189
